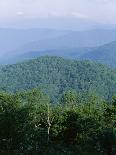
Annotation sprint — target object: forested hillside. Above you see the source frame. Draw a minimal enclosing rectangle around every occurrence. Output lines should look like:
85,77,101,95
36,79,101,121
2,41,116,68
81,41,116,67
0,56,116,101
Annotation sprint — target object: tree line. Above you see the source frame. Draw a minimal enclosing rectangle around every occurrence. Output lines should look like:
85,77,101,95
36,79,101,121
0,88,116,155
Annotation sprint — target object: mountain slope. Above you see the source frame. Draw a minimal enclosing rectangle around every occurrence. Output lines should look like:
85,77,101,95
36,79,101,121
1,28,116,62
10,29,116,54
81,41,116,67
0,28,69,56
0,56,116,100
0,47,95,64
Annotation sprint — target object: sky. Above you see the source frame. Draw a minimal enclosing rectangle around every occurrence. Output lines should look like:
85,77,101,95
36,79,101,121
0,0,116,26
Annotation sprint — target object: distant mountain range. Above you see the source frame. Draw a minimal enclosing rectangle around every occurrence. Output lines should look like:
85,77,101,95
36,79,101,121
1,47,95,64
3,17,104,31
1,41,116,67
80,41,116,67
0,28,69,55
1,28,116,54
0,28,116,67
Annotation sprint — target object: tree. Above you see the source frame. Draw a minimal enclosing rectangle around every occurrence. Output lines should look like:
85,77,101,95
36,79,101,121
60,90,78,108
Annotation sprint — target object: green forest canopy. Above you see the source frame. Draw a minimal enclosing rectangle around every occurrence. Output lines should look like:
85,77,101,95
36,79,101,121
0,56,116,101
0,89,116,154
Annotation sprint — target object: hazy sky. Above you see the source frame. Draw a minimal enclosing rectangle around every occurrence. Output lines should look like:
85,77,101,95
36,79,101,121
0,0,116,25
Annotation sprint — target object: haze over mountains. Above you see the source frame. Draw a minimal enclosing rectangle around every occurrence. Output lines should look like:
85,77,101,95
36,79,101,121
0,28,69,55
80,41,116,67
0,0,116,67
0,27,116,67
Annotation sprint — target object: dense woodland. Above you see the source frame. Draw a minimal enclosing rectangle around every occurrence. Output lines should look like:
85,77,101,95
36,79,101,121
0,88,116,154
0,56,116,154
0,56,116,101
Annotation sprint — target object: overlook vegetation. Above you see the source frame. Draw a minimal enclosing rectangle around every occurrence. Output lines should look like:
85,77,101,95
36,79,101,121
0,88,116,155
0,56,116,101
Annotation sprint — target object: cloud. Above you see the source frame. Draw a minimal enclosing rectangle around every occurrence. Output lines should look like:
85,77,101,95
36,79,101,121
0,0,116,24
16,11,25,16
70,12,88,19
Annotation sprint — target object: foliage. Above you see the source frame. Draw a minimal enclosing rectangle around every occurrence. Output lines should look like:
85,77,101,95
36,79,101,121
0,89,116,155
0,56,116,101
